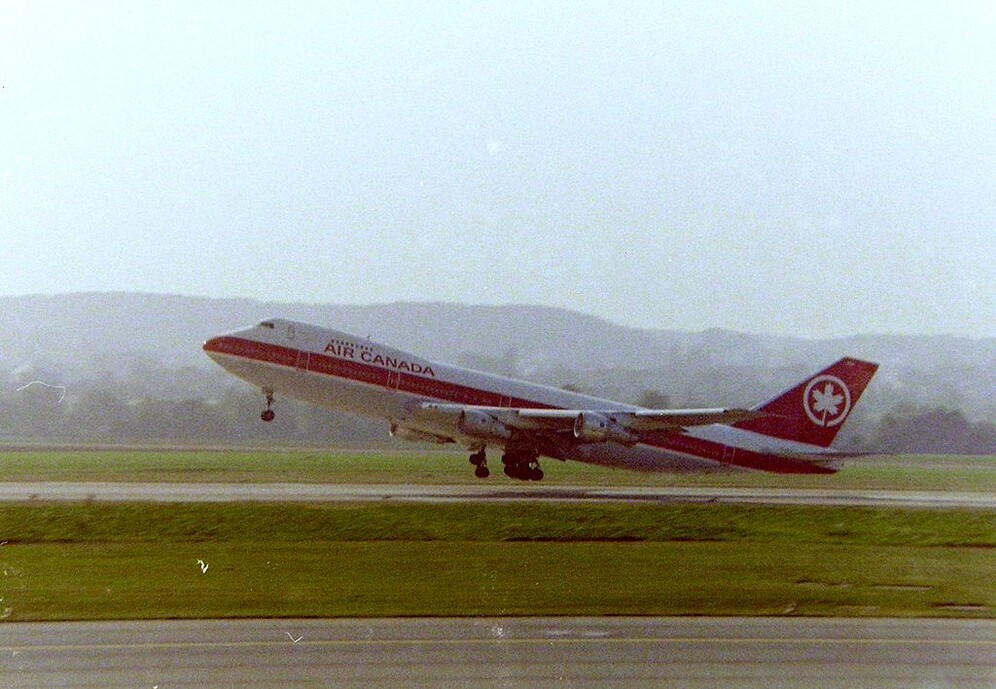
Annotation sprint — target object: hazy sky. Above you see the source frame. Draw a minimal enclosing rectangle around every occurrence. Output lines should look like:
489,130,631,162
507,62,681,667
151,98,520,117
1,1,993,338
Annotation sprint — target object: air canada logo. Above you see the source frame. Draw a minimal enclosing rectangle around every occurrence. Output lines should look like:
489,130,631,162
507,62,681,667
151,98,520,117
803,375,852,427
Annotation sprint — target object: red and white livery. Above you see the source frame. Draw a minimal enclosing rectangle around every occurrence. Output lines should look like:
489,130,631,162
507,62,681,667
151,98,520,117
204,319,879,480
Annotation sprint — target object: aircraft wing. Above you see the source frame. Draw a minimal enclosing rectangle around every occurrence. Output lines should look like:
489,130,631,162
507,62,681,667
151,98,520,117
511,407,764,430
415,402,765,445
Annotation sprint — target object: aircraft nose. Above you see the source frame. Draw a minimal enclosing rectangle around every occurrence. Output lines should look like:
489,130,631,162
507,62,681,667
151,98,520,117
203,336,227,355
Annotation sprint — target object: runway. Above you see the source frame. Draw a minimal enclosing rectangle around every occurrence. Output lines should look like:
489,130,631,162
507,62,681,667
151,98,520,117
0,617,991,688
0,481,992,508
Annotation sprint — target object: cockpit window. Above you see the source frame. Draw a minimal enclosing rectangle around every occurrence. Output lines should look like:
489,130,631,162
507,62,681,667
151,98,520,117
259,321,275,329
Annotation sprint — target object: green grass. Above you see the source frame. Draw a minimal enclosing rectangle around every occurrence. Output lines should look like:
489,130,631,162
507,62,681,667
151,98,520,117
0,449,994,491
0,502,992,621
1,450,990,620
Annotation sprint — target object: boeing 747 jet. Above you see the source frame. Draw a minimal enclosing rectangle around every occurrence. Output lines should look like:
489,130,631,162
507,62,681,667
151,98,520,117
204,319,878,480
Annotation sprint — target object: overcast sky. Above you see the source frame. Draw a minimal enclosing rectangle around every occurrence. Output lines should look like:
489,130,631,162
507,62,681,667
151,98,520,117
1,1,993,338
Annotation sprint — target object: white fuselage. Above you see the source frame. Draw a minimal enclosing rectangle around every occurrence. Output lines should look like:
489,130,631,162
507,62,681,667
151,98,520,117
204,319,838,473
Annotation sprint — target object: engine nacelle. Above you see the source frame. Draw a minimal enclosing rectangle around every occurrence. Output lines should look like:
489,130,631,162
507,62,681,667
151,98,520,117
458,409,512,441
573,412,638,446
389,423,454,445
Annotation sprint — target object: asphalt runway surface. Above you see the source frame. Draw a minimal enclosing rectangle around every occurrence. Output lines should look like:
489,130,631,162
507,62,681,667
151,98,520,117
0,481,992,508
1,617,992,688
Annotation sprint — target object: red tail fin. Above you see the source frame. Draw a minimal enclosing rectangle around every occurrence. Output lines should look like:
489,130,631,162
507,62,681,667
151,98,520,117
735,357,879,447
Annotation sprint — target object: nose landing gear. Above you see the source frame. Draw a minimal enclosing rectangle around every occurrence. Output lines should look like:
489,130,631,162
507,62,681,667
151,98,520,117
261,391,276,422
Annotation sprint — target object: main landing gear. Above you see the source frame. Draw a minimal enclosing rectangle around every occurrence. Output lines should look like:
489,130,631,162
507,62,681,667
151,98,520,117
468,449,543,481
469,450,490,479
261,390,276,422
501,450,543,481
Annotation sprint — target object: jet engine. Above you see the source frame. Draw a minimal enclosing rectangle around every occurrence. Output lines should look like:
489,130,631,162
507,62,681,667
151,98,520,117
573,412,638,445
458,409,512,441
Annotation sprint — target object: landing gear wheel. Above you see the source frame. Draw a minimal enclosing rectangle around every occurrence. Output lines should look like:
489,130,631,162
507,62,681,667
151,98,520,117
500,451,543,481
260,390,276,422
500,451,544,481
470,450,489,478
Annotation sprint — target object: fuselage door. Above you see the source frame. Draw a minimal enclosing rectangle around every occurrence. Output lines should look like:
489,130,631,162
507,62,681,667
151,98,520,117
288,324,311,372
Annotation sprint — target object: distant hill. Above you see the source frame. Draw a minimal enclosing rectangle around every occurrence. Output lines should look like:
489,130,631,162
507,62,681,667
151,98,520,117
1,292,994,425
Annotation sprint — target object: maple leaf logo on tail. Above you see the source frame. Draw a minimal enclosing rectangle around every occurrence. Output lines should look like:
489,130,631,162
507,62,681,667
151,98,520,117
734,358,877,448
803,375,851,427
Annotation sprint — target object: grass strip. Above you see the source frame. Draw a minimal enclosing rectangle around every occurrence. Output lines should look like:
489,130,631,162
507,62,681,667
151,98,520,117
0,449,994,491
0,502,992,621
0,502,994,546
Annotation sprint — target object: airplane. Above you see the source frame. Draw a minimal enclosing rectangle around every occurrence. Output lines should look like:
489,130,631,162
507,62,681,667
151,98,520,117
203,318,879,480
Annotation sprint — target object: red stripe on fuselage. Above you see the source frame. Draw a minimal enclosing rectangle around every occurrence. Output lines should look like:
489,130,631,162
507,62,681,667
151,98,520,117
203,336,557,410
204,336,835,474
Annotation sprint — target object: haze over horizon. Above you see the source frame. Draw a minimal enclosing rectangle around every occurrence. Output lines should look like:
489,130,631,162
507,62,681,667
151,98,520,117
2,2,993,339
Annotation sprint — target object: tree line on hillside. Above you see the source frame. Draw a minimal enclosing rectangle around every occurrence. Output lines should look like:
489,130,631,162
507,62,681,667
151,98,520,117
0,384,380,446
866,405,996,455
1,380,993,454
